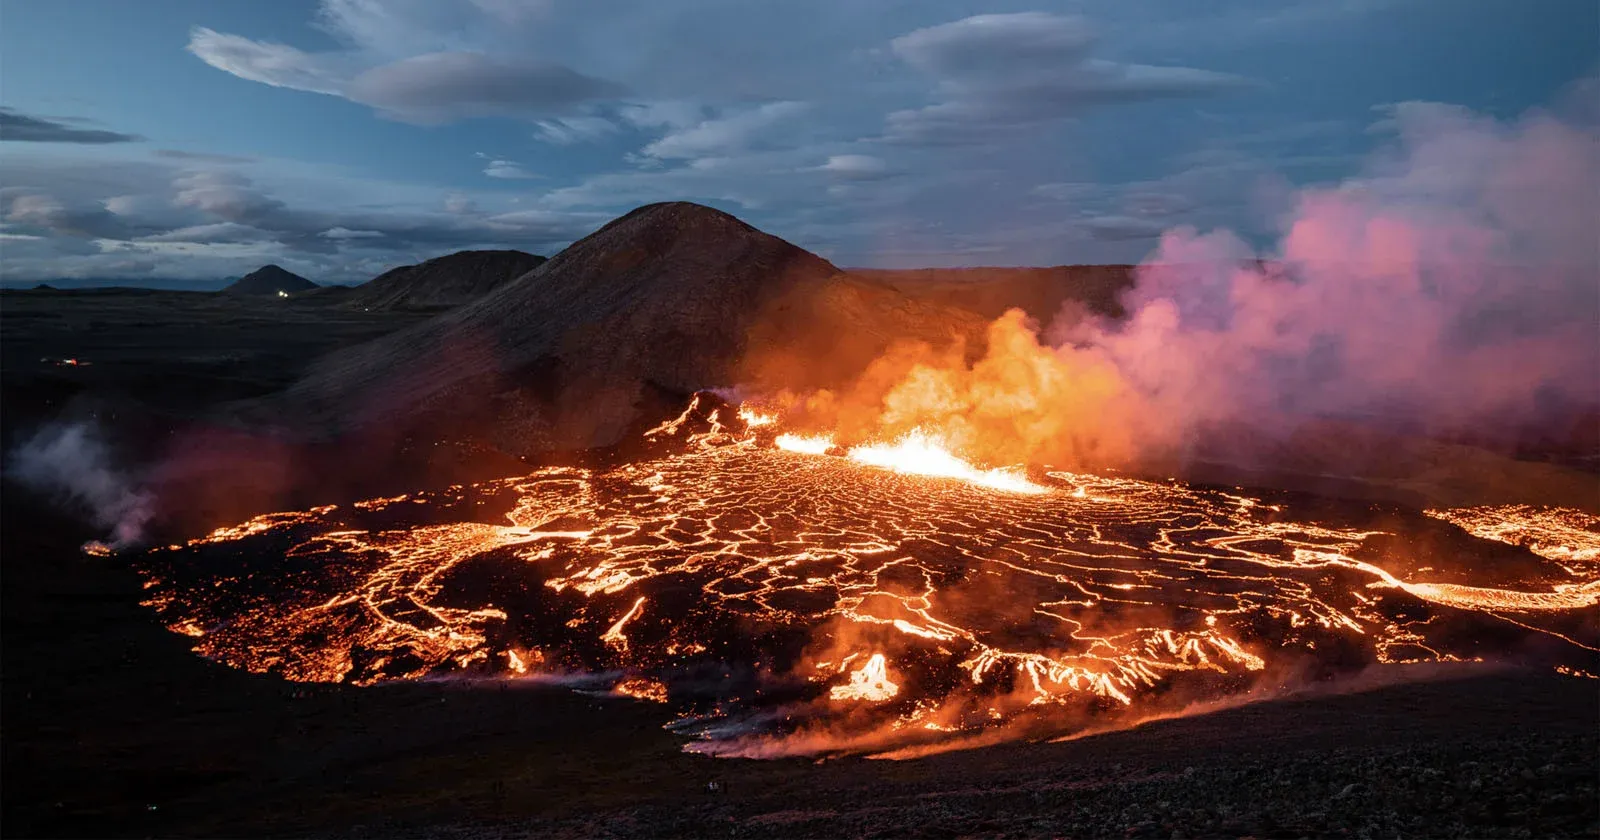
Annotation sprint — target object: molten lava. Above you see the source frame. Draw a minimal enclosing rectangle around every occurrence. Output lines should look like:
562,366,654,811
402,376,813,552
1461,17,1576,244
774,432,834,454
830,654,899,702
134,397,1600,757
615,677,670,703
845,429,1044,494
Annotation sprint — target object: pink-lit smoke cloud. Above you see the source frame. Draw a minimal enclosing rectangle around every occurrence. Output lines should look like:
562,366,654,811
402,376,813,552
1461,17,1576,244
802,83,1599,473
1090,94,1598,448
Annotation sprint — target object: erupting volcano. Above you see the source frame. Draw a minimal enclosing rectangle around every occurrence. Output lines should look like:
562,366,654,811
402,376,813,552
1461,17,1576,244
136,393,1599,759
7,7,1600,835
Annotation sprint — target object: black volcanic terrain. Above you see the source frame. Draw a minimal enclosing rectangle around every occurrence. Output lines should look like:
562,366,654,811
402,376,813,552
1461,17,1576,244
342,249,547,311
277,202,988,452
0,288,430,437
2,202,1595,839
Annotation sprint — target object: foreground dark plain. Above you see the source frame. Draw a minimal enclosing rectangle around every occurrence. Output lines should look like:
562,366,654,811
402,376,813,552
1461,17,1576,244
2,282,1597,839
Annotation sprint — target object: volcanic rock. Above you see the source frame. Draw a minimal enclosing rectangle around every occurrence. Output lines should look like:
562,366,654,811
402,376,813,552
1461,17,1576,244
343,249,546,311
277,202,984,452
222,265,317,296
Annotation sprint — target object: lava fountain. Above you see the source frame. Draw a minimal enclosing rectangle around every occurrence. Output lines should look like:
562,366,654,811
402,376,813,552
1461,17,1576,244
133,395,1599,758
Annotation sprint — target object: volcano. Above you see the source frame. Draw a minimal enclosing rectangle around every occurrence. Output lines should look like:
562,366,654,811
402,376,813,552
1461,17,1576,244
222,264,318,296
279,202,984,451
344,249,547,311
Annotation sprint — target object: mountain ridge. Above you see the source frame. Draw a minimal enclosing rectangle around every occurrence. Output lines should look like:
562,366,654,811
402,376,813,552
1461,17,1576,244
221,265,317,296
343,249,547,310
271,201,986,452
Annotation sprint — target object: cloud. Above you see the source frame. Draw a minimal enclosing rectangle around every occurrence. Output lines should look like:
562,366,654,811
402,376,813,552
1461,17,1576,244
188,22,622,124
1031,182,1100,203
319,226,385,239
346,52,624,123
4,192,139,239
816,154,890,180
482,158,540,179
172,169,292,226
891,12,1097,77
619,100,707,131
16,0,1591,282
187,27,352,94
153,149,257,164
141,222,276,244
1080,215,1168,241
0,108,142,144
312,0,554,56
884,13,1250,144
0,147,621,284
539,144,834,210
533,115,620,145
637,101,808,160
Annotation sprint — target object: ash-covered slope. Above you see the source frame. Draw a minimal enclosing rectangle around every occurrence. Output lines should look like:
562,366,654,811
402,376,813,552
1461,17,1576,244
344,250,546,310
280,202,984,451
222,265,317,296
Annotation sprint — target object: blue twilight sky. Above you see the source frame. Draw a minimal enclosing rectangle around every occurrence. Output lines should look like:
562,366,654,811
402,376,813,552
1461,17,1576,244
0,0,1594,286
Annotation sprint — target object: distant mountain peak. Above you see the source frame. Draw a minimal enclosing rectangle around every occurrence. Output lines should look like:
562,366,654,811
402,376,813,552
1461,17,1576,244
223,265,317,296
283,201,976,452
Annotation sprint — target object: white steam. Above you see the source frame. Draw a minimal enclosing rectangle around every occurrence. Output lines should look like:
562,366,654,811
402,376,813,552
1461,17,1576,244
798,84,1600,475
1081,97,1600,444
9,422,153,549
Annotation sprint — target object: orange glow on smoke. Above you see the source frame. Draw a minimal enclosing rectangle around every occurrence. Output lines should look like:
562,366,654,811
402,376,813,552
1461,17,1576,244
779,310,1147,473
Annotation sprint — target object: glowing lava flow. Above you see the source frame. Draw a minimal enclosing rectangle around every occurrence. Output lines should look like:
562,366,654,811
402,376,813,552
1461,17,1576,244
1424,505,1600,571
602,596,647,651
133,399,1600,757
737,407,777,428
830,654,899,702
845,429,1044,494
774,432,834,455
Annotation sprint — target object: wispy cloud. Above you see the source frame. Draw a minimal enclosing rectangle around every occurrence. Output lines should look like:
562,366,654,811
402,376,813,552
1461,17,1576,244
0,108,143,144
187,24,623,124
884,13,1251,145
153,148,257,164
482,159,541,179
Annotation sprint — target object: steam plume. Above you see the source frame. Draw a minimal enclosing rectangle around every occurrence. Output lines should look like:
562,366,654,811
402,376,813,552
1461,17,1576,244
1100,97,1599,442
8,422,153,549
794,87,1600,471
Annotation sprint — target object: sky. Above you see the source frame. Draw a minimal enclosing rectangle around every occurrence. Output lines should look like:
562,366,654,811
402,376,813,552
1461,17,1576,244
0,0,1594,287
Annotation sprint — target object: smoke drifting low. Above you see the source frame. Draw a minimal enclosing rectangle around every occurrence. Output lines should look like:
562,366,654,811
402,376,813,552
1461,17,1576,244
9,422,153,548
784,92,1600,472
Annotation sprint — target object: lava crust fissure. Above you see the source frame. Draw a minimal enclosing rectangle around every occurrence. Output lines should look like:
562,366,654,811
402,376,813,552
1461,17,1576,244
136,400,1600,757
